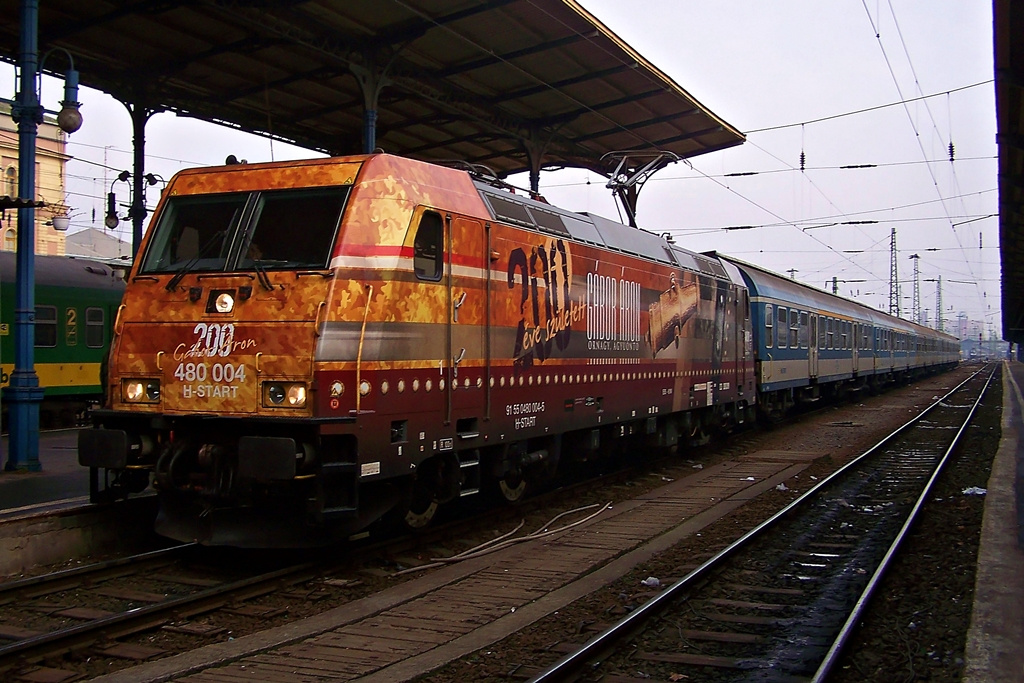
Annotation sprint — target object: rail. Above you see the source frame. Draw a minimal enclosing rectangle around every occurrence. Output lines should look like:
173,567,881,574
530,363,995,681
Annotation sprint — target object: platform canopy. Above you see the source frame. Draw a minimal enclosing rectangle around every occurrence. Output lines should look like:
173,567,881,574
0,0,744,182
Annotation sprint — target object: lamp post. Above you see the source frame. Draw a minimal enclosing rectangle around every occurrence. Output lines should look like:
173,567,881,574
105,171,163,234
5,0,83,472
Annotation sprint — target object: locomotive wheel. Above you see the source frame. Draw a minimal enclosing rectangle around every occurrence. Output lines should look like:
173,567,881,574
402,487,439,530
497,472,527,503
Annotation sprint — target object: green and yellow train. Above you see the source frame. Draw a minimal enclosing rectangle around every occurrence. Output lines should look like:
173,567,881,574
1,251,125,428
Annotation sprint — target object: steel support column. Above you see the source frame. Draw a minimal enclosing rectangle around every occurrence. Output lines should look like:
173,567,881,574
351,59,391,154
4,0,43,471
127,101,153,255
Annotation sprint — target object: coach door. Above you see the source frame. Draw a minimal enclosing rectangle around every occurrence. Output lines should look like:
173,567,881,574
735,288,746,391
852,322,860,372
809,313,819,378
446,215,488,439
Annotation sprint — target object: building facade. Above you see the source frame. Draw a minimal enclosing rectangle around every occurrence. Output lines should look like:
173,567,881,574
0,102,70,256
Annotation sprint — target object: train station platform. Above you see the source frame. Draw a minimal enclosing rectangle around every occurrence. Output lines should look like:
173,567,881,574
964,360,1024,682
0,429,90,514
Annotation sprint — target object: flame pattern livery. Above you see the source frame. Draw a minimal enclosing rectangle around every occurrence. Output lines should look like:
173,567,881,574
79,153,955,547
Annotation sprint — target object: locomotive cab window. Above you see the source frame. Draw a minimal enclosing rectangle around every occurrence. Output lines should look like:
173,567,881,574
34,305,57,348
240,188,347,269
140,187,348,274
414,211,444,282
139,194,245,274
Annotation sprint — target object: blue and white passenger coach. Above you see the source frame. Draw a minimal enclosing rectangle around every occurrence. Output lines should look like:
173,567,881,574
713,254,959,418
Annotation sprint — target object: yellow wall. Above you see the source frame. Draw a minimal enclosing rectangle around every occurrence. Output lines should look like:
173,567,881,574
0,103,70,256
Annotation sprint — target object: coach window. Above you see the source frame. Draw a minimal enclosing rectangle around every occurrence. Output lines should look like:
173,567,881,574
789,309,799,348
85,307,105,348
826,318,833,349
818,315,827,349
777,307,787,348
414,211,444,282
799,311,809,348
765,304,774,348
34,305,57,348
841,321,848,349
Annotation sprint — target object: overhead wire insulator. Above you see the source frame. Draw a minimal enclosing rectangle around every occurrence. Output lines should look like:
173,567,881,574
799,150,805,171
948,141,955,162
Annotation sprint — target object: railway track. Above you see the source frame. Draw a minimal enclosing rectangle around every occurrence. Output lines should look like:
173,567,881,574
530,364,995,683
0,542,337,671
0,368,974,682
0,447,690,678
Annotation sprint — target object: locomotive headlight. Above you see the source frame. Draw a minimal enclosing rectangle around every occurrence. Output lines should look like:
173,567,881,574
263,382,307,408
125,380,144,401
286,384,306,407
214,292,234,313
123,379,160,403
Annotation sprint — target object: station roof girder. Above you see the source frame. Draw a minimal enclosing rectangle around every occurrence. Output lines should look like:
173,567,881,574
0,0,745,180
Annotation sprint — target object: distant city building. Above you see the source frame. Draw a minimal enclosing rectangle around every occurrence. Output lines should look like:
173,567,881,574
0,102,71,255
64,227,132,261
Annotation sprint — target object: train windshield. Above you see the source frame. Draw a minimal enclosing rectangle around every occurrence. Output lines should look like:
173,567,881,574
140,194,245,274
140,187,349,274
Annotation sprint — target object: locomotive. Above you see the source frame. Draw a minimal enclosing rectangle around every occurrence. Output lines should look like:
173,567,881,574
1,252,125,429
77,154,958,546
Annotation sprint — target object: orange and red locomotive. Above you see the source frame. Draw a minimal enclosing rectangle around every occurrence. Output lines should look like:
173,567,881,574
79,153,756,546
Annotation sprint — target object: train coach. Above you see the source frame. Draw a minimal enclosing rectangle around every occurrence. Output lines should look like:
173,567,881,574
1,251,125,428
77,153,956,547
713,255,960,418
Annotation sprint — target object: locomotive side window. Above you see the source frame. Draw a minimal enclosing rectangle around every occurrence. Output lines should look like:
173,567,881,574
140,194,246,273
34,305,57,348
86,307,105,348
414,211,444,282
764,304,773,348
776,307,787,348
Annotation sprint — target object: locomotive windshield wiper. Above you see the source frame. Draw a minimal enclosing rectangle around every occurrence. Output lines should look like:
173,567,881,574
251,259,274,291
165,230,226,291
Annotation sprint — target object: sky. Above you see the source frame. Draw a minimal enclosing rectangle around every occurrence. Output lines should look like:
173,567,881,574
1,1,1000,338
